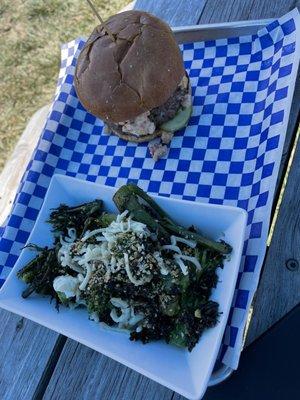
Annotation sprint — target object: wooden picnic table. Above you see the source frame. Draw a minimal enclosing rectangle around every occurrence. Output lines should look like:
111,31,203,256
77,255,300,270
0,0,299,399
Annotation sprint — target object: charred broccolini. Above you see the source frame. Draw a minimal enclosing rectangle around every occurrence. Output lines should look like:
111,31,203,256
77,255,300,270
18,184,232,351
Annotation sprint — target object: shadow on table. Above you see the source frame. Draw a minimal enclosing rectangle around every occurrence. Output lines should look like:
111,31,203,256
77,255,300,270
205,304,300,400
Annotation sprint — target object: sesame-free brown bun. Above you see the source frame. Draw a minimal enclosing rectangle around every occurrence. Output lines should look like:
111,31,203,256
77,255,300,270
74,10,185,124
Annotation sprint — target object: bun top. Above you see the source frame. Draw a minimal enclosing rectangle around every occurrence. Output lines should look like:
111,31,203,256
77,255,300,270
74,10,185,123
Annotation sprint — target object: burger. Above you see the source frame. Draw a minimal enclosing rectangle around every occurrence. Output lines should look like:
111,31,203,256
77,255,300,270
75,10,192,154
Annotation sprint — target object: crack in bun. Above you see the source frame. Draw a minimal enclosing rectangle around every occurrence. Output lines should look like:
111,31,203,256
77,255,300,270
74,10,185,126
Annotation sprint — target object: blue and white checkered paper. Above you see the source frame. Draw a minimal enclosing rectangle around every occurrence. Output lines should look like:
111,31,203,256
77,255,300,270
0,9,299,369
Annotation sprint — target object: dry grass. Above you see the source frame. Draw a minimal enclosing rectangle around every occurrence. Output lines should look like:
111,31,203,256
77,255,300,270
0,0,129,172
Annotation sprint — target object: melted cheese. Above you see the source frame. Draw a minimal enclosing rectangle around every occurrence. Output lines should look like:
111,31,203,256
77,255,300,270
173,255,189,275
58,228,84,273
110,297,129,308
177,254,201,270
56,213,200,301
60,228,77,245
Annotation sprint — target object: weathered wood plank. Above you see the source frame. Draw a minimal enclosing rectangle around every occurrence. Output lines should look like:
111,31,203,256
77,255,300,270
134,0,207,26
199,0,297,23
246,125,300,345
248,0,299,20
0,309,62,400
43,340,174,400
199,0,257,23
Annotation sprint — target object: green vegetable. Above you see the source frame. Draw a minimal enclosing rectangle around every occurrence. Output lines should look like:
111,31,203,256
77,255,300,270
160,105,192,132
160,295,180,317
48,199,103,237
56,291,69,305
19,184,232,352
163,222,231,254
17,246,65,300
99,213,117,227
113,184,231,254
85,287,112,324
113,184,169,237
169,323,189,348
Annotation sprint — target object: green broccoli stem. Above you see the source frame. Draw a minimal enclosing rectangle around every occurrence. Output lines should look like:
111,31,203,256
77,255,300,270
17,248,46,277
113,184,231,254
120,184,173,224
48,199,103,236
113,185,170,237
51,199,103,215
18,247,61,299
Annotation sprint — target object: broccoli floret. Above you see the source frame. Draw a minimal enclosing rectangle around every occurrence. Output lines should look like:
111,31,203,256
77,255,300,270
169,323,190,348
85,273,112,324
48,199,103,237
159,294,180,317
56,291,69,305
18,246,64,299
99,213,117,227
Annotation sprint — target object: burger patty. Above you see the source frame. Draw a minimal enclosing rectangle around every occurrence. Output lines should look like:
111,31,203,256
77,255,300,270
107,83,188,136
149,84,188,126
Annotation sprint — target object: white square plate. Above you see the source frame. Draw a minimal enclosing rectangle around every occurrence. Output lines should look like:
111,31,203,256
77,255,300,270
0,175,247,399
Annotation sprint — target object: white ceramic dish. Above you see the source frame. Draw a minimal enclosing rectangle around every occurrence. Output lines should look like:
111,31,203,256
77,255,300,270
0,174,247,399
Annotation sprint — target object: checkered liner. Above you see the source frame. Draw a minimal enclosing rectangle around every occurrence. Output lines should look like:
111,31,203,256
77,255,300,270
0,9,299,369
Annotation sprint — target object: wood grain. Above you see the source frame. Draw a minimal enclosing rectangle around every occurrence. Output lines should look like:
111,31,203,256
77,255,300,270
134,0,207,26
0,309,61,400
43,340,174,400
199,0,257,23
199,0,298,23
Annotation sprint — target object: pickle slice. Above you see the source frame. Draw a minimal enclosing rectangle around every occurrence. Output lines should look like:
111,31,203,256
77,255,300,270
160,105,192,132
